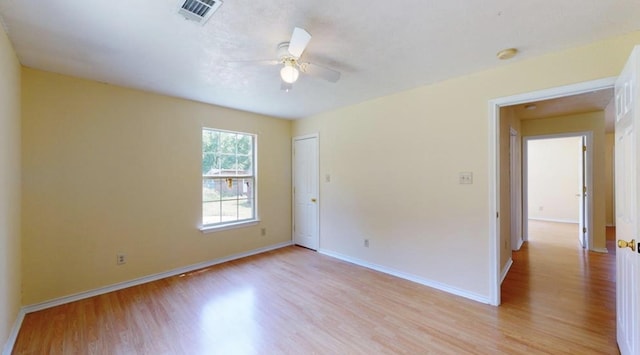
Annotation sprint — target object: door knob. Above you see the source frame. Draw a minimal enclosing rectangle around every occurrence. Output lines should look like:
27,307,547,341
311,198,317,203
617,239,636,251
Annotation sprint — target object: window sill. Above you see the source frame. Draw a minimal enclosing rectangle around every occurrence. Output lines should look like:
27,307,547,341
199,220,260,234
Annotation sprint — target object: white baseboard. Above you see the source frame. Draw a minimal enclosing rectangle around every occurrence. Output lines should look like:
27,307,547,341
512,238,524,251
528,218,578,224
318,249,491,304
2,309,25,355
591,247,609,254
501,258,513,284
23,241,292,314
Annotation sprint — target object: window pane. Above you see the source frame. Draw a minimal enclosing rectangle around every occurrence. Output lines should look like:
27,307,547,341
203,130,220,176
237,135,252,155
220,132,237,154
217,178,238,200
219,154,238,173
203,130,220,154
221,200,239,222
203,179,221,202
238,198,253,220
203,201,221,225
240,178,253,199
202,153,220,176
236,156,251,175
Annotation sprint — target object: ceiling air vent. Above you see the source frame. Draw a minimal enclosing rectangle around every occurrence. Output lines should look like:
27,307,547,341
178,0,222,24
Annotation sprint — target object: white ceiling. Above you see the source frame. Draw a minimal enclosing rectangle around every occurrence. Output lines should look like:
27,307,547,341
1,0,639,119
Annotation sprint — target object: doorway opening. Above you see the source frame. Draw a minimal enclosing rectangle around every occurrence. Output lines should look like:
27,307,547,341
488,77,616,305
524,134,589,248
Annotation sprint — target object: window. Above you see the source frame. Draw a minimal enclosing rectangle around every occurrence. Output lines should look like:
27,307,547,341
202,128,256,229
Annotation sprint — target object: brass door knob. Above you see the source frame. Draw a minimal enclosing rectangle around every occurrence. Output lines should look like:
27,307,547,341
617,239,636,251
311,198,317,203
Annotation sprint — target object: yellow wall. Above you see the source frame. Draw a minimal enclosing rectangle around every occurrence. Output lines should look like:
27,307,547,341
292,32,640,299
0,26,21,349
521,111,607,251
605,132,615,226
21,69,292,305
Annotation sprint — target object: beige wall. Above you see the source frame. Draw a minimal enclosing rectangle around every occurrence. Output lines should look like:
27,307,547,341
21,69,292,305
0,26,21,350
521,111,607,251
605,132,615,226
527,137,582,223
292,32,640,300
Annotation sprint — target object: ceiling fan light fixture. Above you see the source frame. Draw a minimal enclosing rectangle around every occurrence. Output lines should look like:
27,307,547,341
280,61,299,84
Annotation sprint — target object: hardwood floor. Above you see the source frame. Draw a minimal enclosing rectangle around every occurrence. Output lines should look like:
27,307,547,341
13,221,617,354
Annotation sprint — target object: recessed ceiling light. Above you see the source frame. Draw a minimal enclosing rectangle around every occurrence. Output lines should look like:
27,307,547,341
497,48,518,60
524,104,537,110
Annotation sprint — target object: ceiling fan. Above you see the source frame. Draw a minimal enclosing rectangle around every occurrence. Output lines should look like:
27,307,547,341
238,27,341,91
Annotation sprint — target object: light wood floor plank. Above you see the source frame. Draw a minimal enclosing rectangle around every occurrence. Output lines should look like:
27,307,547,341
13,221,617,354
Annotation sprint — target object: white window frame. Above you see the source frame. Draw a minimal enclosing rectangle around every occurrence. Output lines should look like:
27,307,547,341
200,128,258,232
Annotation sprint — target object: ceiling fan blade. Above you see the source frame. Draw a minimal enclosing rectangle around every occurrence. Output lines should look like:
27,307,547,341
288,27,311,58
300,62,341,83
281,82,293,92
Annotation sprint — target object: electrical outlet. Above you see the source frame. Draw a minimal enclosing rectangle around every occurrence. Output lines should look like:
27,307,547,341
116,253,126,265
364,239,369,248
261,228,267,236
459,172,473,184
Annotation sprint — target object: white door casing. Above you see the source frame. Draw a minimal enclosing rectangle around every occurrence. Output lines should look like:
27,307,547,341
578,136,588,248
615,45,640,355
489,77,616,305
293,134,319,250
510,128,523,250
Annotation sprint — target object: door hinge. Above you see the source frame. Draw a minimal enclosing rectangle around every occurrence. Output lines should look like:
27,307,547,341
497,212,499,218
583,227,587,233
583,186,587,194
583,145,587,152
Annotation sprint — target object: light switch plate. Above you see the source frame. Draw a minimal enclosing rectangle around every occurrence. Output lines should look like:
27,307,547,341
459,172,473,184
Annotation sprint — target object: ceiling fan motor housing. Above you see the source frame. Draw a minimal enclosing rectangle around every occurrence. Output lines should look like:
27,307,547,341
277,42,296,61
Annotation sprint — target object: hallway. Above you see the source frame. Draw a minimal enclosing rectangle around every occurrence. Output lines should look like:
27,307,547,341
501,220,617,352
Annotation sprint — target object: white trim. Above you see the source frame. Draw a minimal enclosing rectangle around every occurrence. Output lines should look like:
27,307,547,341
200,219,260,233
490,77,617,107
509,127,523,251
318,249,491,304
513,237,524,251
501,258,514,284
528,217,580,224
592,247,609,254
2,309,25,355
488,77,616,306
23,241,292,313
488,100,500,306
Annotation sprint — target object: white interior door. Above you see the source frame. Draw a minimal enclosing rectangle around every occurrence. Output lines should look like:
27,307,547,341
293,135,319,250
615,45,640,355
578,136,587,248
